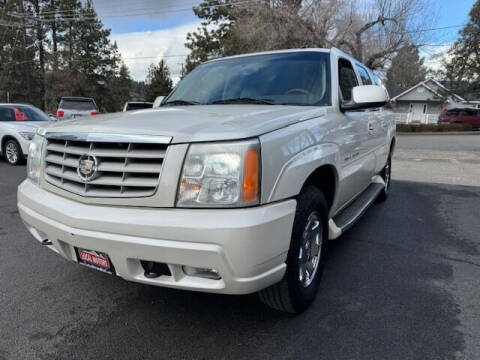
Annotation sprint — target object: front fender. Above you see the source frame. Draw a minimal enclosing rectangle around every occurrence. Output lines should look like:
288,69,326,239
265,142,339,203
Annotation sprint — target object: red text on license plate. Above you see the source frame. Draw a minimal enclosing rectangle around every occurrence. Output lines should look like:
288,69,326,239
79,250,110,269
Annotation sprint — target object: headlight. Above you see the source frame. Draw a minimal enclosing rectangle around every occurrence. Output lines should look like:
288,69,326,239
27,134,45,185
177,139,261,207
19,131,35,141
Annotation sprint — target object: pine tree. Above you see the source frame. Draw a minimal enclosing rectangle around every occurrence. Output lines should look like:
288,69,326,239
184,0,236,73
444,0,480,96
106,63,132,112
144,60,173,102
0,0,40,106
385,43,427,97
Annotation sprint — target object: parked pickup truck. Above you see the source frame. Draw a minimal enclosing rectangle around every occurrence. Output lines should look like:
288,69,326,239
18,48,395,313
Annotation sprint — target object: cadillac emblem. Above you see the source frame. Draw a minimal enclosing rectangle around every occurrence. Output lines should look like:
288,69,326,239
77,154,98,182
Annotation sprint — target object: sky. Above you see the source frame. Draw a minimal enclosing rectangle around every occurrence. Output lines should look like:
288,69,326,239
91,0,202,82
90,0,477,81
421,0,476,71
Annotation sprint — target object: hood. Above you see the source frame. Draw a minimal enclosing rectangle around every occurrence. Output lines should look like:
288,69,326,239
44,105,327,143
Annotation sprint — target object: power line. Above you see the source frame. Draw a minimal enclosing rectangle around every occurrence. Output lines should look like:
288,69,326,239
35,0,201,16
3,53,190,66
11,0,259,22
405,24,464,34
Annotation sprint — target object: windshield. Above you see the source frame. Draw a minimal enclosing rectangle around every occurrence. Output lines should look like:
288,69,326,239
60,99,97,111
164,52,331,106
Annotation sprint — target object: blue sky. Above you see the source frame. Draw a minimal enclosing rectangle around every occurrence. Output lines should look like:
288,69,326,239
91,0,477,80
435,0,476,42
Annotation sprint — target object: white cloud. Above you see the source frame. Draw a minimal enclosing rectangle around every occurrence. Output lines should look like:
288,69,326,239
421,44,453,72
111,22,201,82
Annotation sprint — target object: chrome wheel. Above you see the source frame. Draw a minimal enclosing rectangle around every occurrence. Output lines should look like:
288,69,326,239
5,141,19,164
298,212,323,288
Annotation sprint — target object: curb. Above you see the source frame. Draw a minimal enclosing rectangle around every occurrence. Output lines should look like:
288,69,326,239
397,131,480,136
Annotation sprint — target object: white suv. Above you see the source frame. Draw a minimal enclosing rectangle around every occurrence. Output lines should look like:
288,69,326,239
0,104,50,165
18,48,395,312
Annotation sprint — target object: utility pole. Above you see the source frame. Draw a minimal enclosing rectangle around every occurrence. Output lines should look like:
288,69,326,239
18,0,33,103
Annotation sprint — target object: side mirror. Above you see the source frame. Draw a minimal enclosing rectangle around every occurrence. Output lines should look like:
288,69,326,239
341,85,389,111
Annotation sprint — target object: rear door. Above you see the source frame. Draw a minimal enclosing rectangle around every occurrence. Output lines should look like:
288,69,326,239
336,58,376,208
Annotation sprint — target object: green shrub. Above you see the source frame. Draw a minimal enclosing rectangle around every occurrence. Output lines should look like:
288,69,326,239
396,123,473,132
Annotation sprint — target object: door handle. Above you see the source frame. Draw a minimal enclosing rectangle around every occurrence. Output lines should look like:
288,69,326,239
368,122,375,134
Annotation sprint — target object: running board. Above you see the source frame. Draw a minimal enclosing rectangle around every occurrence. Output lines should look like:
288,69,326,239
328,178,385,240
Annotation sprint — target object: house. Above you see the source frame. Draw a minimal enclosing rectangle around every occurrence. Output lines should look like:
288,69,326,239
390,78,465,124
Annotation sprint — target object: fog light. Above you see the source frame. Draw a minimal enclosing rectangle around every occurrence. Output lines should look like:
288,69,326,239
182,266,221,280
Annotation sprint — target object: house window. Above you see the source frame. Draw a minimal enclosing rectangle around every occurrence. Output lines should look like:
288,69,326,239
409,104,413,112
423,104,428,114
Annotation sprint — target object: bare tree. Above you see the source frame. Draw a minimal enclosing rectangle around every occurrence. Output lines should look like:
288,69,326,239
231,0,436,69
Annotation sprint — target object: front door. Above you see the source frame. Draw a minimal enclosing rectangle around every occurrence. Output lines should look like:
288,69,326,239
410,103,426,123
336,58,376,208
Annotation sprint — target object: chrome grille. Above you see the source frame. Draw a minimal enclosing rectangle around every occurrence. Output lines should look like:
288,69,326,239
43,138,167,198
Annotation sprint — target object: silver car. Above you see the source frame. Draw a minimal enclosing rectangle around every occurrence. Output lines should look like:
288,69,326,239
19,48,395,313
0,104,50,165
56,97,99,120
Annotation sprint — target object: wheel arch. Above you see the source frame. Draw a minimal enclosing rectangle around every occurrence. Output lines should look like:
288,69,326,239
1,135,19,154
302,164,338,213
265,142,340,212
390,136,396,154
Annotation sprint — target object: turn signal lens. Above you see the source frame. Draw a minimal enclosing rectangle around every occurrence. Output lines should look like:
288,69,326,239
242,148,259,203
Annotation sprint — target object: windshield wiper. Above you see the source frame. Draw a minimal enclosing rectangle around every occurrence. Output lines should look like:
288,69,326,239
161,99,200,106
212,97,276,105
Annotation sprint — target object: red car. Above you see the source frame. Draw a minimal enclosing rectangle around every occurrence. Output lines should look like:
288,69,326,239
439,108,480,129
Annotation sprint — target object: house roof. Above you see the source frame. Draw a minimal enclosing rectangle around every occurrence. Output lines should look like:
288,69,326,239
391,78,465,102
425,78,465,102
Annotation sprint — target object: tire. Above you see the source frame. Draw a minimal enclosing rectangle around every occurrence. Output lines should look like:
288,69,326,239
377,155,391,202
258,186,329,313
3,139,24,166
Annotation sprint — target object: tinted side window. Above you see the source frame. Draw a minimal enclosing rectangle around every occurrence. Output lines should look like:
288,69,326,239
372,73,383,86
446,109,459,116
0,108,14,121
356,65,373,85
338,59,358,102
126,103,153,111
17,106,50,121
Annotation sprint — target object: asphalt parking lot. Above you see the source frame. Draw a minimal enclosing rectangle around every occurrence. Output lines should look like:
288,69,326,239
1,134,479,360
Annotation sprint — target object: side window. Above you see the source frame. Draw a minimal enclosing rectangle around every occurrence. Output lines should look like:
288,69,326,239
372,73,383,86
446,109,459,116
338,59,358,102
0,108,14,121
355,64,373,85
14,108,26,121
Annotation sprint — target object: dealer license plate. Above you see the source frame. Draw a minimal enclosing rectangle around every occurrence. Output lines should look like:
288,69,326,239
76,248,114,274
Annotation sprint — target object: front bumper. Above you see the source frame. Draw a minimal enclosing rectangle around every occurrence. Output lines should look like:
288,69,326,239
18,180,296,294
